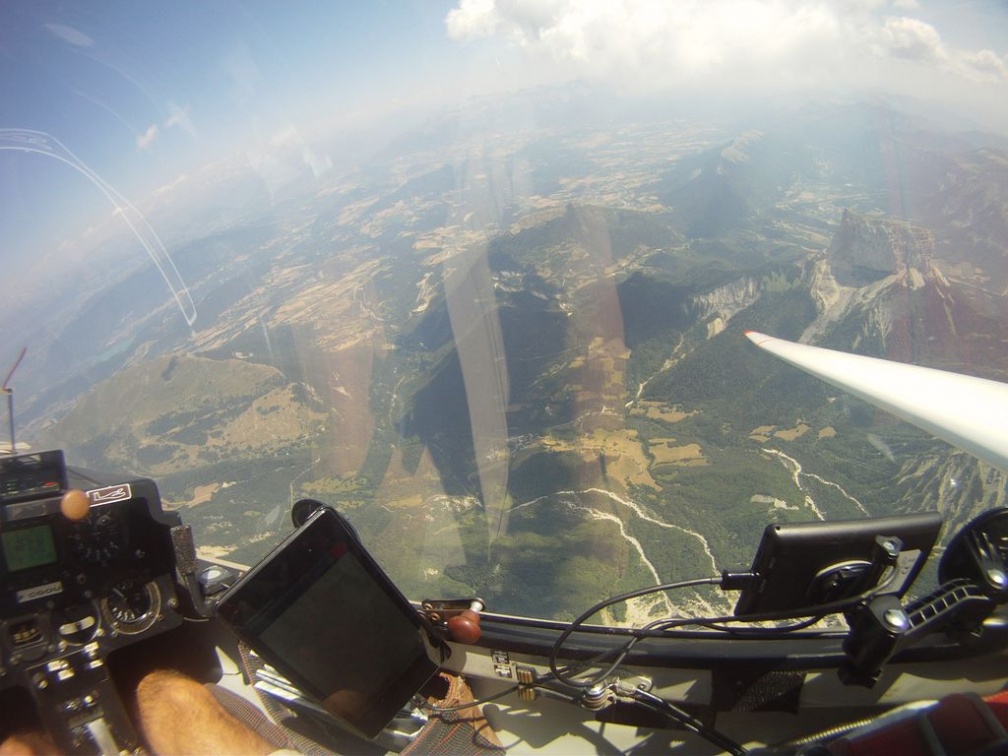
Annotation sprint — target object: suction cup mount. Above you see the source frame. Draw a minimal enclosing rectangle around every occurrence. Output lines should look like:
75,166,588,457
808,560,875,605
839,508,1008,688
291,497,327,528
939,507,1008,601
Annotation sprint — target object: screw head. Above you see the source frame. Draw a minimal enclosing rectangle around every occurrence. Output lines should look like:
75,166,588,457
987,569,1007,589
883,608,908,631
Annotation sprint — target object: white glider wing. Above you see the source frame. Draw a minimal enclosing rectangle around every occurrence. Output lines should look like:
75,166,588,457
745,331,1008,473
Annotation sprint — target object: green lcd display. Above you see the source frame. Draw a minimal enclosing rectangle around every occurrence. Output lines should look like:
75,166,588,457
1,525,58,572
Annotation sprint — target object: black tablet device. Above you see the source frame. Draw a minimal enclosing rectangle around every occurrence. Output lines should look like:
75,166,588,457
215,506,441,739
733,511,943,617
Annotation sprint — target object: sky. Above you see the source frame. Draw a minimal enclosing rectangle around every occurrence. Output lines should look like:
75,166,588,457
0,0,1005,284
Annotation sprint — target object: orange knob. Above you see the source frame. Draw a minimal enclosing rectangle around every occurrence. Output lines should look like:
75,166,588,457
447,609,481,644
61,489,90,521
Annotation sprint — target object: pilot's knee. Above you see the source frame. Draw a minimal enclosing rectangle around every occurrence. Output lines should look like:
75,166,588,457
137,668,213,715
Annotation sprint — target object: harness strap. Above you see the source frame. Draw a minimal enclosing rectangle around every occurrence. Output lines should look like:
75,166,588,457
832,691,1008,755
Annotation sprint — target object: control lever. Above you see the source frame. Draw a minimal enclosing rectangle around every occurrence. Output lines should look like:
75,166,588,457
170,525,217,617
421,598,485,643
28,651,140,754
84,719,120,756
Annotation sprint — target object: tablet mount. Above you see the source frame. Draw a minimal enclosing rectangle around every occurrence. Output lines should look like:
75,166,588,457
727,510,1008,687
846,509,1008,686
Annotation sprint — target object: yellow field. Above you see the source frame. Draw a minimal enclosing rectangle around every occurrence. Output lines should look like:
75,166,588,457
186,482,223,507
650,441,708,466
542,427,660,490
631,401,697,423
774,423,811,441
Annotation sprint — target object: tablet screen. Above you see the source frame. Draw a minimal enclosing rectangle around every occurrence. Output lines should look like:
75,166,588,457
216,507,440,738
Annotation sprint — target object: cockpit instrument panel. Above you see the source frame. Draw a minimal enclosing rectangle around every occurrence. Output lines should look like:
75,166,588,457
0,450,67,506
0,450,184,753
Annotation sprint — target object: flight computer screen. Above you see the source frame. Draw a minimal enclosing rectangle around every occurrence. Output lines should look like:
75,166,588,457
1,524,58,572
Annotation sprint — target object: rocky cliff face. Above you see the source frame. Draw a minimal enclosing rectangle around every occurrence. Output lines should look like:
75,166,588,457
826,209,937,287
797,209,1008,376
685,212,947,347
800,211,958,362
687,275,765,338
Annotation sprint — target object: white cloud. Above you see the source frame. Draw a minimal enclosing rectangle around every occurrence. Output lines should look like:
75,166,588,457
136,124,159,151
446,1,852,91
446,0,502,39
963,49,1008,81
444,0,1007,93
246,125,333,197
876,15,1008,83
878,16,942,61
267,125,332,176
165,102,196,136
302,148,332,178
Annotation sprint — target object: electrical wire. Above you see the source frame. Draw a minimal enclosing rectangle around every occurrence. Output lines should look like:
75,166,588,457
549,567,905,689
548,576,721,688
426,562,912,752
630,689,748,756
420,550,919,751
417,684,522,714
694,614,830,635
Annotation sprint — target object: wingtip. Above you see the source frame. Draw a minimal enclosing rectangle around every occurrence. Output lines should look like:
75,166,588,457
744,330,771,346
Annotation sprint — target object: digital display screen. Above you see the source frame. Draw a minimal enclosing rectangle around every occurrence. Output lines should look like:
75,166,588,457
2,524,58,572
217,508,438,738
258,552,428,722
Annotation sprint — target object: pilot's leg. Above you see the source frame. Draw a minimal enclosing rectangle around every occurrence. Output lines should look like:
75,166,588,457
136,668,275,755
0,732,55,756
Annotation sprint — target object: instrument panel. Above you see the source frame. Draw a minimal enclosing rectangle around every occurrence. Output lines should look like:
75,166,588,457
0,450,66,505
0,451,184,753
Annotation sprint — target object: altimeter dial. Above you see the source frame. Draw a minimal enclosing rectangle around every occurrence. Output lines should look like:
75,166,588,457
100,577,161,635
68,510,124,566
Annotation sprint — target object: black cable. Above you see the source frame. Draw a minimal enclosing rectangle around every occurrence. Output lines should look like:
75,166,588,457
631,689,748,755
696,614,830,635
541,577,878,755
550,566,907,689
541,561,913,756
548,576,722,688
417,684,521,714
549,611,710,689
634,590,875,634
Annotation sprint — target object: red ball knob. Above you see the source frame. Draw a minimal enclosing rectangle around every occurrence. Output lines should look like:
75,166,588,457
447,609,481,644
61,489,90,521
